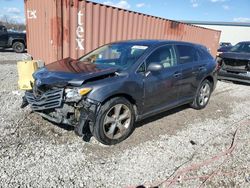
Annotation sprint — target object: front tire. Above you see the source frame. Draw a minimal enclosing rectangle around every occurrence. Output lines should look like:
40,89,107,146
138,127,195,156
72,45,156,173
93,97,135,145
190,80,212,110
12,41,25,53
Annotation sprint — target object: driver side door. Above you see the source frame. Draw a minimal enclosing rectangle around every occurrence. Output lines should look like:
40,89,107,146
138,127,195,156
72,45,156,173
142,45,182,114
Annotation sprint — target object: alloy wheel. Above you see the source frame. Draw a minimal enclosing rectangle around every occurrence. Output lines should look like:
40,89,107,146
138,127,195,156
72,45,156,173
103,104,132,140
198,83,211,106
16,44,22,51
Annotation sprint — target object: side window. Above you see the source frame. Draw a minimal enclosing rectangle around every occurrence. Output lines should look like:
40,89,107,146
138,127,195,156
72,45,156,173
0,26,7,33
176,45,198,64
198,48,213,61
146,45,177,69
242,43,250,53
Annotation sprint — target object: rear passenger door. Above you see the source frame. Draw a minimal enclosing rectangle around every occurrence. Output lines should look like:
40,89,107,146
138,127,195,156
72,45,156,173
175,45,199,100
192,48,211,88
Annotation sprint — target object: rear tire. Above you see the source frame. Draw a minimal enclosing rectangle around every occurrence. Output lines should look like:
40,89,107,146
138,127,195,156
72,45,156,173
190,80,212,110
12,41,25,53
93,97,135,145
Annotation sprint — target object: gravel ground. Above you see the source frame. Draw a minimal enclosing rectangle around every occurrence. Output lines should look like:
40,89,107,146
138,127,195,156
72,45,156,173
0,49,30,63
0,52,250,187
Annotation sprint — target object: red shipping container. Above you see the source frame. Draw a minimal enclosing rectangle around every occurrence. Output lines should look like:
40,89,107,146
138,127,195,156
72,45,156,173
25,0,221,64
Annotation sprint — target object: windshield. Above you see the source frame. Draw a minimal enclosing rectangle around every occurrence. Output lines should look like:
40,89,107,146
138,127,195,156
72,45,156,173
229,43,250,53
79,43,148,70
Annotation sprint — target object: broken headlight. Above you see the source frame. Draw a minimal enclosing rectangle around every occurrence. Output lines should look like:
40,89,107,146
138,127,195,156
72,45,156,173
65,88,92,102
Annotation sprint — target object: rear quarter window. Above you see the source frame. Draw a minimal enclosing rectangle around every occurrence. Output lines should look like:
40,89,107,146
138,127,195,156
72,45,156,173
198,48,214,61
176,45,199,64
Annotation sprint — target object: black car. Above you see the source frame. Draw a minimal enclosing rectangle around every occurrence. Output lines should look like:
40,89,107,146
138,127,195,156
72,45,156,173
0,25,26,53
219,42,232,48
217,42,233,56
23,40,217,145
217,41,250,84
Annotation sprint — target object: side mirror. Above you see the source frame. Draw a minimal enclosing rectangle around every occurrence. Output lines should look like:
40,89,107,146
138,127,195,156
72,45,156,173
147,62,163,72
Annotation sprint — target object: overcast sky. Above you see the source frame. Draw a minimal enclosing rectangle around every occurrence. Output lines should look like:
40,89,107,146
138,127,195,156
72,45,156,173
0,0,250,24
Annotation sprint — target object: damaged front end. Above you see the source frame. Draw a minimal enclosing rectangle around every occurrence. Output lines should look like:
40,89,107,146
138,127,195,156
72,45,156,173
219,58,250,73
20,57,120,136
22,84,101,136
217,55,250,83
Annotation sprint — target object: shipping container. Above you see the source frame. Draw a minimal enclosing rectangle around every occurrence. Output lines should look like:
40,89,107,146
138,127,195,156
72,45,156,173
25,0,221,64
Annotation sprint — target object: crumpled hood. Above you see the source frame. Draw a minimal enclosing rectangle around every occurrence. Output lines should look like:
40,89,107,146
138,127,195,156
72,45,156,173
219,52,250,61
33,57,119,87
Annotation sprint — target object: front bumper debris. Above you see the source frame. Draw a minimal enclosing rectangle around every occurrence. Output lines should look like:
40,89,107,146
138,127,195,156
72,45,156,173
37,103,76,125
23,89,101,132
21,96,29,108
218,69,250,84
74,99,101,136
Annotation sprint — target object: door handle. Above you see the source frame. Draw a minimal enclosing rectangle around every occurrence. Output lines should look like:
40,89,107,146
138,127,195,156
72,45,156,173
173,72,182,78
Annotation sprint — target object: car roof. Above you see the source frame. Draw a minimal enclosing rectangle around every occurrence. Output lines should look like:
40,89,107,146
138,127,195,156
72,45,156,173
238,41,250,44
111,39,201,47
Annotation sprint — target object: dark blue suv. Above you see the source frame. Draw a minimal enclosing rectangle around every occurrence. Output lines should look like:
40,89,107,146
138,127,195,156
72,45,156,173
23,40,217,145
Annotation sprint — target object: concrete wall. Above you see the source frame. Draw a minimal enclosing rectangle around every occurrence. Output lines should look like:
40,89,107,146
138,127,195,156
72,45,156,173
194,24,250,45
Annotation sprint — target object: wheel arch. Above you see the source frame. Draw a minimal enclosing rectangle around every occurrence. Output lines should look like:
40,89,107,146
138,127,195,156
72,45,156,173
12,39,26,46
202,75,214,89
101,93,138,117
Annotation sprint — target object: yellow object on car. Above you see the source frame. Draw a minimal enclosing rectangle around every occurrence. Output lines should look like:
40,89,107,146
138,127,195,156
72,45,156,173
17,60,38,90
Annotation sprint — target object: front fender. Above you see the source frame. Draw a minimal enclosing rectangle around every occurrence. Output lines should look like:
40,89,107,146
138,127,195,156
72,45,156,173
87,74,144,112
